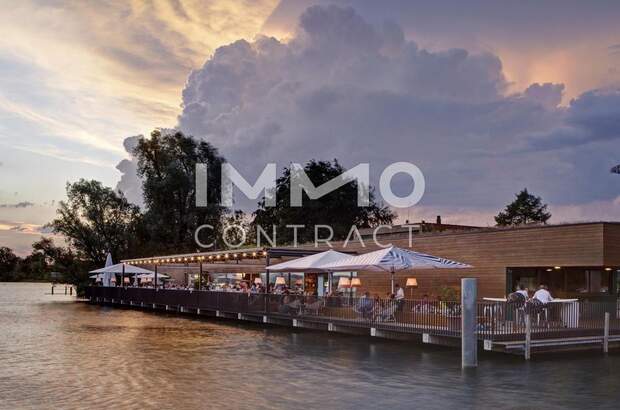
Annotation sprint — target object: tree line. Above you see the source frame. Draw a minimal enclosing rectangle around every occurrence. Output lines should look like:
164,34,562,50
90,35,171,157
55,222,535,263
0,129,551,287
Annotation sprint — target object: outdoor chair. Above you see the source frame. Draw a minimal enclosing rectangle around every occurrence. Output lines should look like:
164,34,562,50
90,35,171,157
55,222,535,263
354,301,375,320
373,303,397,322
507,292,527,326
302,298,324,316
524,299,549,327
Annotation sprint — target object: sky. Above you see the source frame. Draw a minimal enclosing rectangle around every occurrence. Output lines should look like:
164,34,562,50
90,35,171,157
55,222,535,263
1,0,620,254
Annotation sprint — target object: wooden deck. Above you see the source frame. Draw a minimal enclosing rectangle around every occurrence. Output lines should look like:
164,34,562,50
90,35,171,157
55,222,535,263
85,287,619,356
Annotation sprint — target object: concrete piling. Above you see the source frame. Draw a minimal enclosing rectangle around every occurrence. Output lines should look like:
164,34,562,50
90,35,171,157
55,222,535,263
461,278,478,368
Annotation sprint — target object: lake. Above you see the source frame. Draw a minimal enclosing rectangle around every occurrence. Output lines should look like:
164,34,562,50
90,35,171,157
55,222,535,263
0,282,618,409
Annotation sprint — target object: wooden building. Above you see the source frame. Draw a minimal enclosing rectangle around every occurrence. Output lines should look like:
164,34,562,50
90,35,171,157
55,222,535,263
123,222,620,301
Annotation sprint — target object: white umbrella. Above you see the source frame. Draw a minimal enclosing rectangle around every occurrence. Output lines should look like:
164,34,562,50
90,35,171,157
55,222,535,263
136,272,169,285
266,250,350,272
90,262,155,286
90,263,155,274
102,253,114,287
320,246,472,293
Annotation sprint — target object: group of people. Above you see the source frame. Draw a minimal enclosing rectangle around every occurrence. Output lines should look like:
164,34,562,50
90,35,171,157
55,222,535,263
513,284,554,304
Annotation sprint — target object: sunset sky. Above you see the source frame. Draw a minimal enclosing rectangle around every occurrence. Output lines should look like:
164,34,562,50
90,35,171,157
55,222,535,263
1,0,620,254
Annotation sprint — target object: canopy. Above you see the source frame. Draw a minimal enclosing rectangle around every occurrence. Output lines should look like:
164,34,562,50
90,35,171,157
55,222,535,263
320,246,471,292
136,273,169,280
266,250,351,272
90,263,155,275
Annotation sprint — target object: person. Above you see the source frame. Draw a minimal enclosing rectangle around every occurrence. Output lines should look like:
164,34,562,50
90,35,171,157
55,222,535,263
356,291,374,319
394,284,405,311
516,284,529,299
533,284,553,304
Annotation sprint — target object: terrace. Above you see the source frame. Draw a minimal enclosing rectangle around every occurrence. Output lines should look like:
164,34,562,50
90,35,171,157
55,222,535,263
85,286,620,359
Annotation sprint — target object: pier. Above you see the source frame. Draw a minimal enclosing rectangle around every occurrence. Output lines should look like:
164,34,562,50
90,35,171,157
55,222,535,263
85,286,620,359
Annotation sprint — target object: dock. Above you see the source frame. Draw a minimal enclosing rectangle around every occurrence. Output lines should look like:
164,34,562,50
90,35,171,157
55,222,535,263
85,287,620,358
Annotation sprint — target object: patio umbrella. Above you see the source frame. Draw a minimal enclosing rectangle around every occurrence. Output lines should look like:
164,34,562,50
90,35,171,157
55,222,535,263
267,250,351,294
135,272,169,285
90,262,155,286
102,253,113,287
320,246,472,293
266,250,350,272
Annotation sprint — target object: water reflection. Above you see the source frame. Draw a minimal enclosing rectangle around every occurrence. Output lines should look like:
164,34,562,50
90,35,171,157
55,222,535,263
0,283,618,409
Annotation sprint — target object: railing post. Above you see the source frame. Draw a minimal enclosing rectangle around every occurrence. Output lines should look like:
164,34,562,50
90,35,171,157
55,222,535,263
525,314,531,360
603,312,610,353
461,278,477,368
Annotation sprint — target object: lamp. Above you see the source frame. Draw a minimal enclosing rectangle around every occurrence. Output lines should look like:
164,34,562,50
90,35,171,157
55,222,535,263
406,277,418,299
337,277,351,289
275,277,286,286
350,278,362,287
254,277,263,285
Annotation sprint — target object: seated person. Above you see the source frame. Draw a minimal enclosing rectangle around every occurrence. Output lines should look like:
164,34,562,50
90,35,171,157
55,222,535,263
533,285,553,304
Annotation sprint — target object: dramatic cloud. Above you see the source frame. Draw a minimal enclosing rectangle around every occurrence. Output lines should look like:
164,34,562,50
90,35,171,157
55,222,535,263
155,4,619,218
525,88,620,151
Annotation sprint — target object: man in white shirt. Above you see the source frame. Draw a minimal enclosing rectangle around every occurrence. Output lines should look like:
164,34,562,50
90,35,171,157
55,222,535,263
516,284,529,300
394,284,405,311
533,285,553,304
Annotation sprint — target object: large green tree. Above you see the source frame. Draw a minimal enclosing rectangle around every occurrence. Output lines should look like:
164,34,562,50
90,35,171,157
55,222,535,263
134,130,226,253
252,159,395,244
495,188,551,226
50,179,144,264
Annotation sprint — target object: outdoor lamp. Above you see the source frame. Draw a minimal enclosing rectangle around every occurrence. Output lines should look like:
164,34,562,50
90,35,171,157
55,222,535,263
350,278,362,287
406,277,418,299
275,277,286,286
337,277,351,288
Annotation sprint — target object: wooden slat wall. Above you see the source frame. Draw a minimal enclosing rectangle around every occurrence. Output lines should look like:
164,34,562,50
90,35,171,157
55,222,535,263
604,224,620,266
336,223,607,298
143,223,616,298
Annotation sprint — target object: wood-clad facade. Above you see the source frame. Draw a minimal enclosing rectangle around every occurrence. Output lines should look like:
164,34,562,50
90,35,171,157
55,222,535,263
128,222,620,300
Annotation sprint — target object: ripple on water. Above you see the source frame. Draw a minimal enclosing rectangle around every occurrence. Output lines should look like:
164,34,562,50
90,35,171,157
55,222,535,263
1,283,619,410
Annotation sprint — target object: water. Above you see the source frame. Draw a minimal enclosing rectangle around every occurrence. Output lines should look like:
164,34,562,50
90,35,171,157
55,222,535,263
1,283,619,410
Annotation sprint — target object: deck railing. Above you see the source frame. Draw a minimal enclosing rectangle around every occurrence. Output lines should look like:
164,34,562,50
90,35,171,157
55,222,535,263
85,287,619,342
477,299,620,341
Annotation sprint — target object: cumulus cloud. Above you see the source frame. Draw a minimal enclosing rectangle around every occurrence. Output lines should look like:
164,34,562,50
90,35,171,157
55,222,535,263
524,88,620,151
114,5,620,219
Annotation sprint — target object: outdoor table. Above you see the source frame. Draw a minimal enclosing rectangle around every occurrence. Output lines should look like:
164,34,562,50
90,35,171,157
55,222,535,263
483,297,579,328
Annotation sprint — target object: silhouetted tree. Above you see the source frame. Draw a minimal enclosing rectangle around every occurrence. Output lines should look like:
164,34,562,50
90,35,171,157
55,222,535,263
50,179,144,264
253,159,395,244
495,188,551,226
134,130,226,253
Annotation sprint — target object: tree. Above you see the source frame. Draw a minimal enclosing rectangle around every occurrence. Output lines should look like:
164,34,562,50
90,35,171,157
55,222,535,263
495,189,551,226
134,130,226,253
50,179,144,265
0,247,20,281
252,159,395,244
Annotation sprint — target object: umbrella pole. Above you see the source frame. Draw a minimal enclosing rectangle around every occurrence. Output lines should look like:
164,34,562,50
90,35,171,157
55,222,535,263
391,269,395,295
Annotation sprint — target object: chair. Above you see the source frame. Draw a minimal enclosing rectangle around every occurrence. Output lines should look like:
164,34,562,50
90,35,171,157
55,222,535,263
373,302,397,322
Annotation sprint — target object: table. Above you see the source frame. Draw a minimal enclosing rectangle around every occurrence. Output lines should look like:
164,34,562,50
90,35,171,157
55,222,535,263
482,298,580,328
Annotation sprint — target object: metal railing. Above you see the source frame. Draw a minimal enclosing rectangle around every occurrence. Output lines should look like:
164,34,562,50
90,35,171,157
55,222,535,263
477,299,620,341
85,287,462,336
85,287,619,342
